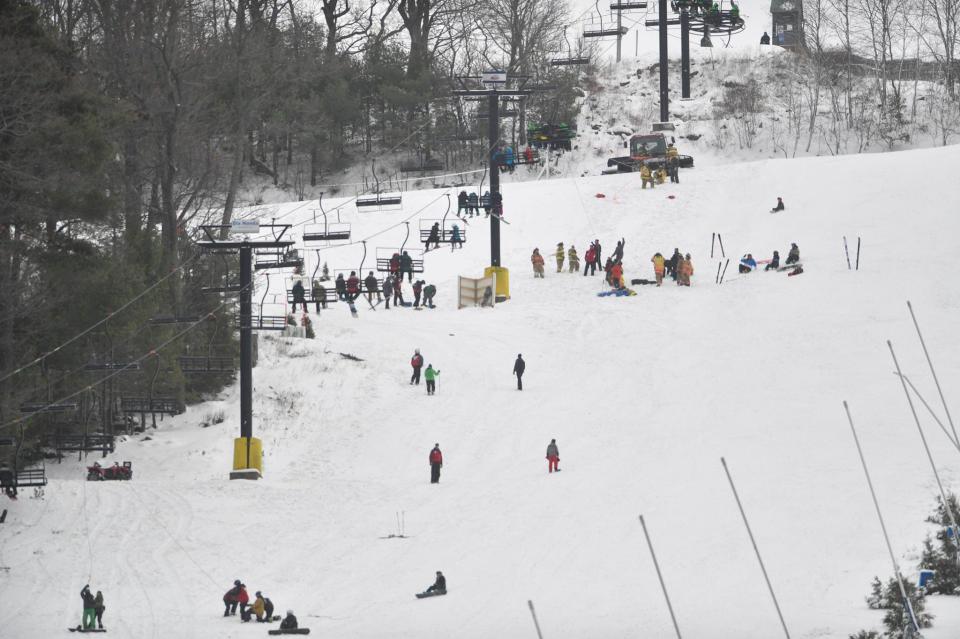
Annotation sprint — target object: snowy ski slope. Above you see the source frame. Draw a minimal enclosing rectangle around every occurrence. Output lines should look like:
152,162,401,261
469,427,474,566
2,145,960,639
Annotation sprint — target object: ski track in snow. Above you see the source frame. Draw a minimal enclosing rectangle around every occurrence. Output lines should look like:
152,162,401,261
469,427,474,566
2,145,960,638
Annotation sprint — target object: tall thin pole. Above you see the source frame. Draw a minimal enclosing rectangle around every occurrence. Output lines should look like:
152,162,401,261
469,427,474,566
638,515,683,639
888,341,960,554
907,301,959,447
527,600,544,639
842,401,920,631
239,242,253,470
488,91,502,268
680,8,691,99
617,5,623,62
720,458,791,639
658,0,669,122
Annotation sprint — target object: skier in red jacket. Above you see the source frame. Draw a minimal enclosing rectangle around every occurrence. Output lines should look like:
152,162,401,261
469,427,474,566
346,271,360,301
410,349,424,385
583,244,597,276
429,444,443,483
237,584,250,617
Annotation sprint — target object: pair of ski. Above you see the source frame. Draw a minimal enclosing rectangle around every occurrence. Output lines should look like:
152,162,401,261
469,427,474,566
68,628,105,633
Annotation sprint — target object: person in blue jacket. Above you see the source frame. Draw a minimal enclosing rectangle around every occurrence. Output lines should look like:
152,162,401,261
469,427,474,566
739,253,758,273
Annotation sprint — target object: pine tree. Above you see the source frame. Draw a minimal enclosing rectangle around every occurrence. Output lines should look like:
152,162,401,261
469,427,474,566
919,494,960,595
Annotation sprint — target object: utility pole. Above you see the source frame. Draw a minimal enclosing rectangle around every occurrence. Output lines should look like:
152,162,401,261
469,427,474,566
453,72,534,299
198,222,294,480
680,5,691,98
658,0,669,122
617,5,623,62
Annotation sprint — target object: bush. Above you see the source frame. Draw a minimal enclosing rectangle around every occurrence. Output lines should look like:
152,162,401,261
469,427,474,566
919,493,960,595
866,576,933,636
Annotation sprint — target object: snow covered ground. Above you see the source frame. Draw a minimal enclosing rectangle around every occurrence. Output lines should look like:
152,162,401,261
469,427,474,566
2,144,960,639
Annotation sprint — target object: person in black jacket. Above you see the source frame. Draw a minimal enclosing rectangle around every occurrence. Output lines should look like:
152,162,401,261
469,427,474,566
760,31,771,45
594,239,602,265
786,243,800,264
280,610,298,630
457,190,468,216
771,196,785,212
425,571,447,594
364,271,381,303
666,248,681,281
334,273,347,301
263,596,274,622
513,354,525,391
611,238,625,264
291,280,307,314
425,223,441,250
80,585,97,630
400,251,414,282
764,250,780,271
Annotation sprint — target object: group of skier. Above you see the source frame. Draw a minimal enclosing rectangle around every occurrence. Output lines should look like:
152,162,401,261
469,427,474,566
739,243,801,274
427,435,558,486
291,271,437,312
651,249,695,286
457,190,503,218
221,579,300,628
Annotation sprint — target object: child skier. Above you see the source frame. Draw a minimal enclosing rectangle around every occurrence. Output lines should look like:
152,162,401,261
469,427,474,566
546,439,560,473
424,365,440,395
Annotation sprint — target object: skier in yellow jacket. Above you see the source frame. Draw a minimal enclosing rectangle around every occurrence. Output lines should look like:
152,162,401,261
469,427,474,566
554,242,565,272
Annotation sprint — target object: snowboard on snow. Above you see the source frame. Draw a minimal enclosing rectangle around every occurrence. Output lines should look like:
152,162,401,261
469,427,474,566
416,590,447,599
777,262,802,272
347,300,359,318
68,628,106,633
268,629,310,636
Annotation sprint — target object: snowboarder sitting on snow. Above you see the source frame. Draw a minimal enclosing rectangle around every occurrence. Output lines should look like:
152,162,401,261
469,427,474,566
567,245,579,272
531,249,545,278
764,251,780,271
224,580,242,616
425,571,447,594
280,610,299,630
771,197,785,212
786,243,800,265
738,254,757,273
80,585,97,630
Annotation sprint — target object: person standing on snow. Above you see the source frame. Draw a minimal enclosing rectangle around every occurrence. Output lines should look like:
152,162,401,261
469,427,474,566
555,242,565,272
224,580,242,616
612,238,625,264
410,350,424,385
546,439,560,473
531,249,545,278
678,253,694,286
568,245,579,273
237,583,250,618
80,585,97,630
583,243,597,276
666,248,681,281
423,283,437,308
429,444,443,483
94,591,105,629
425,365,440,395
640,164,655,189
382,275,394,309
513,354,525,391
594,239,602,265
651,252,666,286
413,280,424,308
392,276,405,307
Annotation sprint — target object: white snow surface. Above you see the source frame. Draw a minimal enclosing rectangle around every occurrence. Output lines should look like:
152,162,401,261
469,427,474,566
3,145,960,639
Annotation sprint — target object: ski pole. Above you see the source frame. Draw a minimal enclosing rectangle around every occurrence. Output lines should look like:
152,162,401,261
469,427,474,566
719,259,730,284
843,237,851,270
711,232,716,259
855,236,860,270
717,234,725,258
715,261,722,284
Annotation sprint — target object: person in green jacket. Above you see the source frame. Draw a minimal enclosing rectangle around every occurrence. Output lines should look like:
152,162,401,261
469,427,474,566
422,284,437,308
425,365,440,395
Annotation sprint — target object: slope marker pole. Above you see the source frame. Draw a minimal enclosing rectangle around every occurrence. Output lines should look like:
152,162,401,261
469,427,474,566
639,515,683,639
842,401,921,632
843,236,851,269
720,457,791,639
888,341,960,555
892,372,960,454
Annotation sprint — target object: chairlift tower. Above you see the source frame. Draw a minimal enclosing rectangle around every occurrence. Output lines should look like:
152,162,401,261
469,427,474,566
197,221,294,480
453,71,536,300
